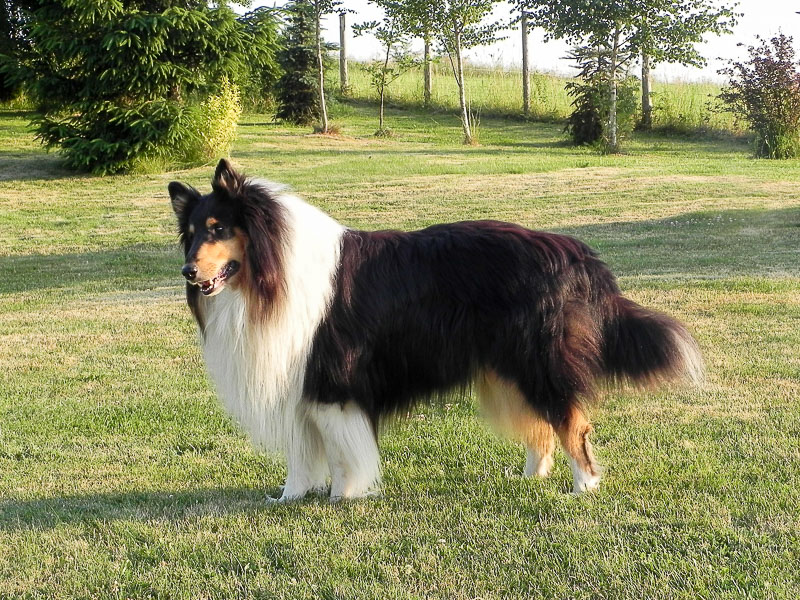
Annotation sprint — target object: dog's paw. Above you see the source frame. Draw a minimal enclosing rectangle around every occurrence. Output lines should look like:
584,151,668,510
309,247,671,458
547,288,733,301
571,473,601,495
266,492,305,504
265,485,303,504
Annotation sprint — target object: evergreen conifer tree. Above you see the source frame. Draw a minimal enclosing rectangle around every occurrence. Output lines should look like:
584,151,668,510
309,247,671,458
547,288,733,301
276,0,318,125
11,1,278,174
0,0,31,101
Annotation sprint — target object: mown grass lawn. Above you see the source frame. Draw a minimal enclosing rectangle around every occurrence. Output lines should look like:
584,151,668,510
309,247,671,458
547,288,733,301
1,103,799,599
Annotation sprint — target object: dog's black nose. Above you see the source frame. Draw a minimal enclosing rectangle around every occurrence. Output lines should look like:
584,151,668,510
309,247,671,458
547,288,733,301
182,264,197,281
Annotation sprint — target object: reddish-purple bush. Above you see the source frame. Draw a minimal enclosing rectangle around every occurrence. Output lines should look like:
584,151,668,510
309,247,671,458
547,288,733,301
719,34,800,158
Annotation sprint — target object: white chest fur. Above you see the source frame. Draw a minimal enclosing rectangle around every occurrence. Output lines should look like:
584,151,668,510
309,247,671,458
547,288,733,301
199,189,345,451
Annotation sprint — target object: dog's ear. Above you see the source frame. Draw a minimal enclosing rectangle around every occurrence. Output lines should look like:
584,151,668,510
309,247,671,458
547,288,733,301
168,182,200,218
212,158,245,198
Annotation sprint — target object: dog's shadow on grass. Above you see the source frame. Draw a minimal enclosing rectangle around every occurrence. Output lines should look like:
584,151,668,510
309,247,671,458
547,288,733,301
0,151,81,182
0,486,296,531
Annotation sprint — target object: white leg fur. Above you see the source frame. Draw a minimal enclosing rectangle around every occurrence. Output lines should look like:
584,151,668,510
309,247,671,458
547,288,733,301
308,403,381,501
278,415,329,502
524,447,554,478
569,457,601,494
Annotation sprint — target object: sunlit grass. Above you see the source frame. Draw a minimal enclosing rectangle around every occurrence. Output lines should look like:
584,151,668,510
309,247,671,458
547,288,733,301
1,105,798,599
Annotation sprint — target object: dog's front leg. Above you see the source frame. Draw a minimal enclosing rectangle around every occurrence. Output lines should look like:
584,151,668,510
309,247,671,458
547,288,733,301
308,402,381,501
276,414,330,502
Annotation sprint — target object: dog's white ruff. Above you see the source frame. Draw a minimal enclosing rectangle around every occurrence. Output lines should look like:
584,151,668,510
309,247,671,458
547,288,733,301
200,184,379,500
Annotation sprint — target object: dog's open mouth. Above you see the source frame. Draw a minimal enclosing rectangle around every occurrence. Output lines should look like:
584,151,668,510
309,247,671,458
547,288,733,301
197,261,240,296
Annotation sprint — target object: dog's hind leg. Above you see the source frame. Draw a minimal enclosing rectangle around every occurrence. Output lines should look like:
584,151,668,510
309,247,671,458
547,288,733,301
555,405,600,494
308,402,381,501
523,419,555,478
477,371,555,478
279,413,330,502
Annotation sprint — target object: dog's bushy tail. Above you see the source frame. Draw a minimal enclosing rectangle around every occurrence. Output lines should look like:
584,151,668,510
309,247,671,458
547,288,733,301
601,296,704,388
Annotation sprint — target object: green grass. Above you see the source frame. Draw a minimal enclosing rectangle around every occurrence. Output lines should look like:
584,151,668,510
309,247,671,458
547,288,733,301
345,62,740,134
1,104,799,599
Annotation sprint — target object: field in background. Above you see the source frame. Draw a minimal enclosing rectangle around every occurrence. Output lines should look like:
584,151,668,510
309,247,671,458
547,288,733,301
345,61,740,134
1,103,798,599
2,61,741,137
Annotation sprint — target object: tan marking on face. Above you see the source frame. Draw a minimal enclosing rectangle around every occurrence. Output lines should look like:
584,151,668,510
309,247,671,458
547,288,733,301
194,227,246,282
205,217,219,230
188,223,195,235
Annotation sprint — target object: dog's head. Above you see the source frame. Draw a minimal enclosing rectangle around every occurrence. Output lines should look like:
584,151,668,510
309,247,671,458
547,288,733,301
168,159,285,302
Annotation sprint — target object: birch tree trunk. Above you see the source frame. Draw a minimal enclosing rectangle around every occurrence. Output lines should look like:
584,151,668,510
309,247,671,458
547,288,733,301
378,31,392,132
607,26,620,152
339,13,348,95
521,11,530,117
454,30,472,144
315,1,329,133
640,50,652,130
423,35,432,107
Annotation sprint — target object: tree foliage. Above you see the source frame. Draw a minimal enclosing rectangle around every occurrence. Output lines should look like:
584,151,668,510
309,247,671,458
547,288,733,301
517,0,738,151
719,33,800,159
0,0,32,101
10,1,278,174
237,7,283,112
520,0,738,66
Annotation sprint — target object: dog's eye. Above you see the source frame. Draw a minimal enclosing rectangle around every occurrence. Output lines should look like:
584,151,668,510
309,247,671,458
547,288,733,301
212,225,225,235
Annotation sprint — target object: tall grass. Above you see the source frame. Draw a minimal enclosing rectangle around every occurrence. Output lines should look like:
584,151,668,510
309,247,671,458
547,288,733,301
650,80,737,134
343,61,740,134
346,61,570,122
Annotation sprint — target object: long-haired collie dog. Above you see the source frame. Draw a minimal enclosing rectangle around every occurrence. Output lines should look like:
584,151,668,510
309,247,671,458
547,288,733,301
169,159,702,501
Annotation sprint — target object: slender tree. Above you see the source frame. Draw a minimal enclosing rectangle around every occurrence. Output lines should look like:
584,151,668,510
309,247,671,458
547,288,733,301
354,5,419,134
635,4,738,130
640,49,652,129
339,12,349,94
521,9,530,117
394,0,503,144
311,0,344,133
388,0,437,107
423,35,433,106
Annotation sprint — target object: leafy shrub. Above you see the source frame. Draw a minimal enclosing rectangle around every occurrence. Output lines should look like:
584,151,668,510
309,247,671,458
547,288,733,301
565,74,638,149
187,78,243,163
718,34,800,159
565,75,605,145
139,78,242,172
563,46,638,151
